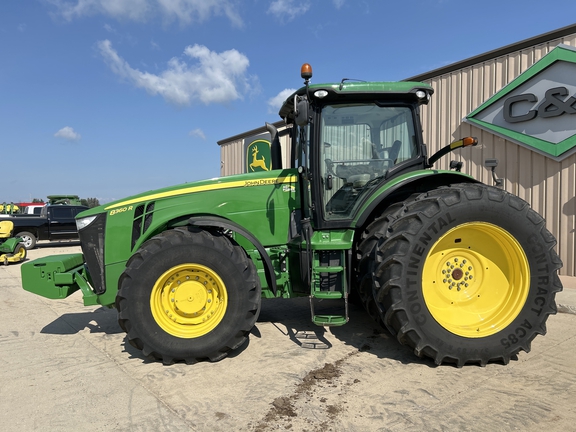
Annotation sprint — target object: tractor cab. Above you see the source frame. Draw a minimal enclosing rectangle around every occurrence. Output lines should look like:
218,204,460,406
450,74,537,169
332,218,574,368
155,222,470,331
279,64,434,230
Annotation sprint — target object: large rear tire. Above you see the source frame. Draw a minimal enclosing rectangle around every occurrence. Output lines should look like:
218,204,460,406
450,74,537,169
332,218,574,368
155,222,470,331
372,183,562,366
355,202,403,324
116,227,261,364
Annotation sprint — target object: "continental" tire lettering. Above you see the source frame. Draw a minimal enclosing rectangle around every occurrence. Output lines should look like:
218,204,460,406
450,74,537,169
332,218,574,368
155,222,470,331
527,233,550,317
405,212,456,326
406,279,426,325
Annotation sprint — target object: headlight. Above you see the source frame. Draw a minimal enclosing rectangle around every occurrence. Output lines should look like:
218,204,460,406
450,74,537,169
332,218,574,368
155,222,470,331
76,215,98,231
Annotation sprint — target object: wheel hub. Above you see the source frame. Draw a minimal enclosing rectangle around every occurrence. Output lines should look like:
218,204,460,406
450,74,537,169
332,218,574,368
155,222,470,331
171,280,208,315
441,257,474,291
150,264,228,338
423,222,529,338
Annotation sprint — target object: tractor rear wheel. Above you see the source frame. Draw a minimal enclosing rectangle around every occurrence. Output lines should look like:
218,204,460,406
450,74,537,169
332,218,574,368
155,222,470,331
116,227,261,364
372,183,562,366
355,202,403,324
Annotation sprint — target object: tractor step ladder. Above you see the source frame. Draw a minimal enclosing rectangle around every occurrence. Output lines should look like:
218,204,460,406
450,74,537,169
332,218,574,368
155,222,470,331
309,250,349,326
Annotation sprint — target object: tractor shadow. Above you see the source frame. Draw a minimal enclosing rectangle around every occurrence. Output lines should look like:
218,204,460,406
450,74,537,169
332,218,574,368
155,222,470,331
38,298,434,366
41,306,122,335
256,297,434,367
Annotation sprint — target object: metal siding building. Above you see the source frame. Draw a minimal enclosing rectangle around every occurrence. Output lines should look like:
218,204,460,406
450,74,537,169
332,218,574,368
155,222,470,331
219,24,576,276
409,24,576,277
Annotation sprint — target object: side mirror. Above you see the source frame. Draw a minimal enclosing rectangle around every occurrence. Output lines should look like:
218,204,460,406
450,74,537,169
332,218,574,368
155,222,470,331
485,158,503,187
294,95,309,126
449,160,463,172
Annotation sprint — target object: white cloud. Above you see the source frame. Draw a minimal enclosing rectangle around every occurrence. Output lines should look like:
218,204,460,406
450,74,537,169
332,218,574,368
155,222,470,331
54,126,81,141
189,128,206,139
47,0,243,27
267,0,310,22
268,88,295,113
48,0,150,21
157,0,243,27
333,0,344,9
97,40,252,106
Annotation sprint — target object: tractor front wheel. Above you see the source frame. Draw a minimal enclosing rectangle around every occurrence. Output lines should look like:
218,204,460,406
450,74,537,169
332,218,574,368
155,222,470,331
372,183,562,366
116,227,261,364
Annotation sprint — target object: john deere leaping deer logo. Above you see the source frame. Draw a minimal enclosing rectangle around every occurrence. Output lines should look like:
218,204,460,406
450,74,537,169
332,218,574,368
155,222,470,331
250,147,268,171
246,139,272,172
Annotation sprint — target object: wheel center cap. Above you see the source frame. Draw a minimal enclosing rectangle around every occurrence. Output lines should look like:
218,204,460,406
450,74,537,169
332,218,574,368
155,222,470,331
172,281,207,315
452,268,464,280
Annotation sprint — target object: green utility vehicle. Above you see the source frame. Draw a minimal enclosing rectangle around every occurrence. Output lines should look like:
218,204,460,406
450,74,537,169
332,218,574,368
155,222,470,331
21,64,562,366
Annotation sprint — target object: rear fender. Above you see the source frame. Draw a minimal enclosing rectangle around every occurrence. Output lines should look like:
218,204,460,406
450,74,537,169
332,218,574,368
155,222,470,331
356,172,480,228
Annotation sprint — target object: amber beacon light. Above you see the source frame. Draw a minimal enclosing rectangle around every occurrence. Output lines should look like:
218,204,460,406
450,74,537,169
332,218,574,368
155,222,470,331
301,63,313,80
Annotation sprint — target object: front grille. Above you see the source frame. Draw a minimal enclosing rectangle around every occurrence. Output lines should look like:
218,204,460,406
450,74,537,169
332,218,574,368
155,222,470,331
79,213,106,294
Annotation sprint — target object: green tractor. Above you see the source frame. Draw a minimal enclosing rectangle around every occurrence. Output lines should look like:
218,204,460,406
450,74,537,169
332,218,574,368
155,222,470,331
21,64,562,366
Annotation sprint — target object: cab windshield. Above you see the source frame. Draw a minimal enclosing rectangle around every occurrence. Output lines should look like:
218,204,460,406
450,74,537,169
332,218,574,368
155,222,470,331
321,103,417,220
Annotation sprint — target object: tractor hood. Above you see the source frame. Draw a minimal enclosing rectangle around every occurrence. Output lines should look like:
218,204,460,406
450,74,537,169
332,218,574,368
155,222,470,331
76,170,298,219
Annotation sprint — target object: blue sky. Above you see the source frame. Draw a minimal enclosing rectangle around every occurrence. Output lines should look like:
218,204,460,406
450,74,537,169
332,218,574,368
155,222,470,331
2,1,575,204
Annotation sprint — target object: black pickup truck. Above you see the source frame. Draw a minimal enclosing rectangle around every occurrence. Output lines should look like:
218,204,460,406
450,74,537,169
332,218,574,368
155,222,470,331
11,205,88,249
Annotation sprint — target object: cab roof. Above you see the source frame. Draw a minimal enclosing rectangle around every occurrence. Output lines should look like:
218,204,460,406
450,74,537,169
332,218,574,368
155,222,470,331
278,81,434,119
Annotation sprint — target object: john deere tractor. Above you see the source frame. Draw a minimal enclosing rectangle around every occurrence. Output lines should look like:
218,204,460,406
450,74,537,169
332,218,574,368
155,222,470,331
22,64,562,366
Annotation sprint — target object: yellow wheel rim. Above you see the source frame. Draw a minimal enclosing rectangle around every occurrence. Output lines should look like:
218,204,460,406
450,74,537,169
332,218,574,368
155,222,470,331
16,246,26,261
150,263,228,338
422,222,529,338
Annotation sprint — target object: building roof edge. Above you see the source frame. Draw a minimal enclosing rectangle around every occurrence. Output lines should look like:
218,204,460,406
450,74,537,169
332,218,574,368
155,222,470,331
405,23,576,82
217,120,285,146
